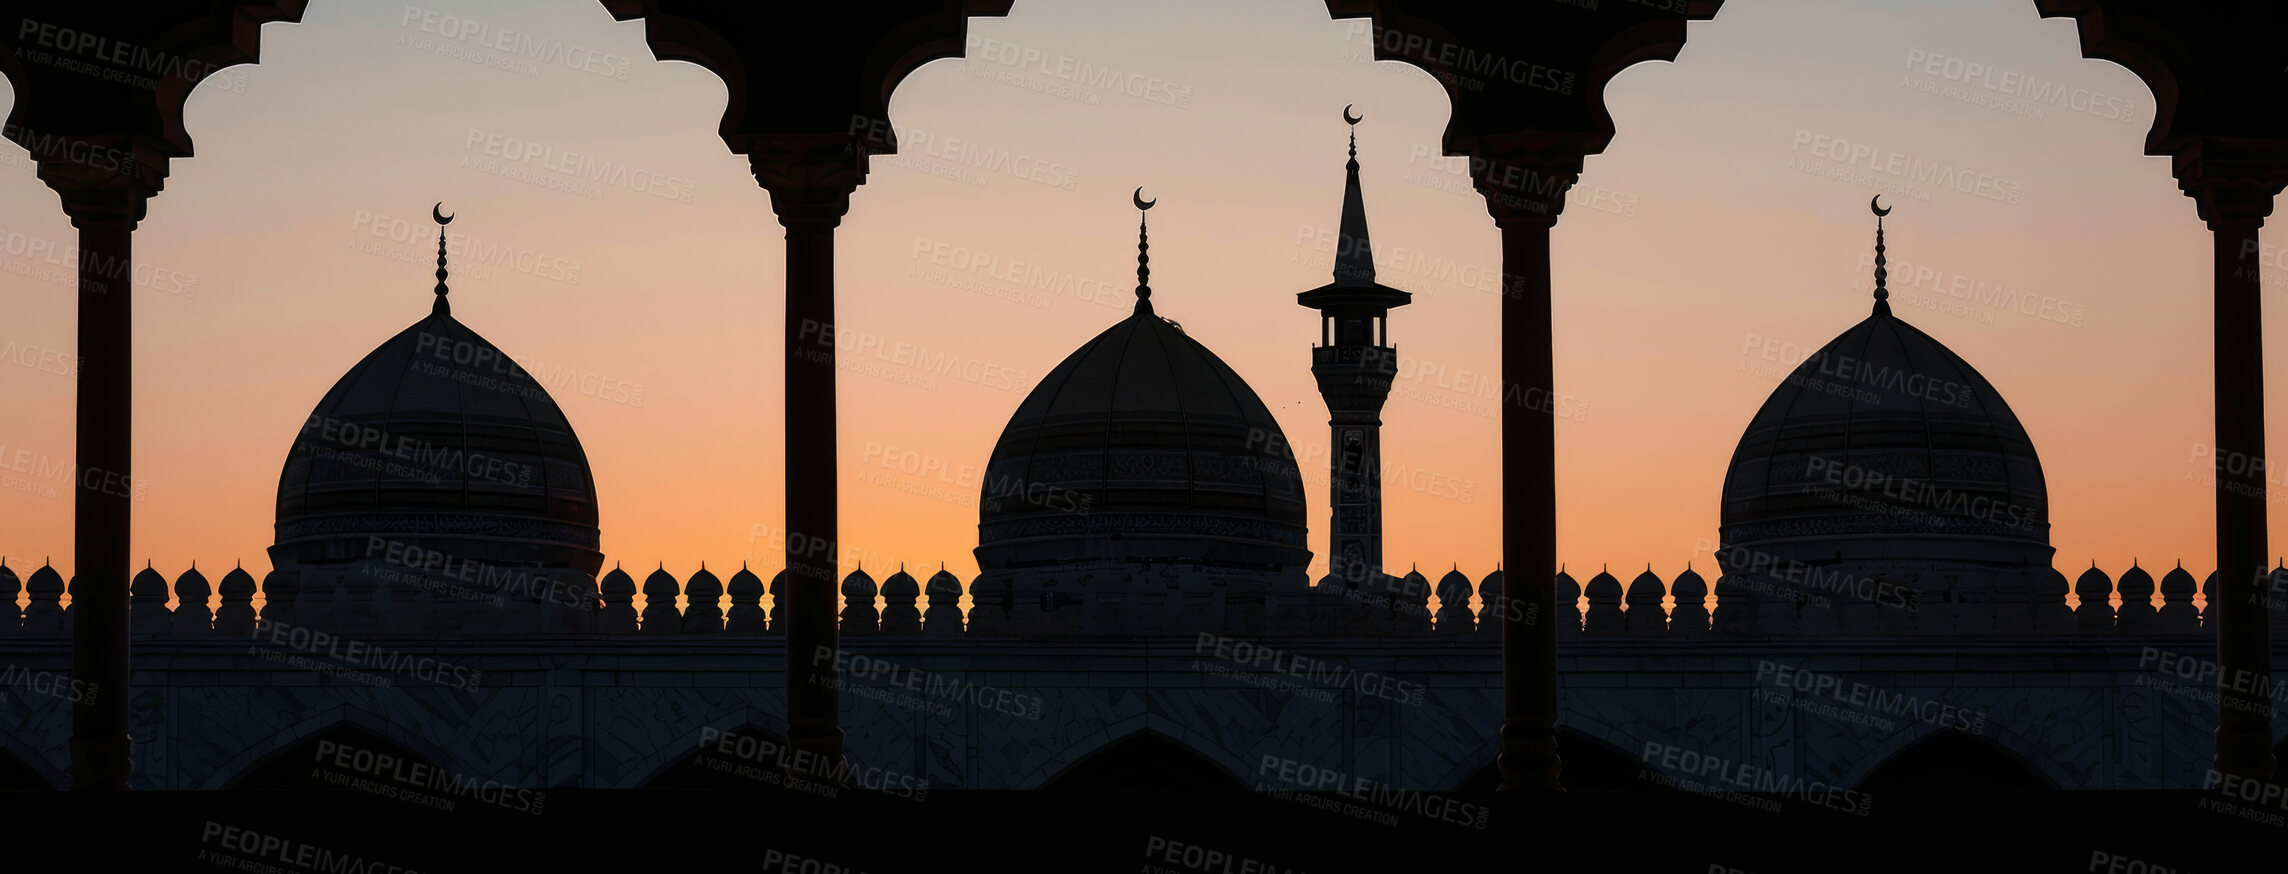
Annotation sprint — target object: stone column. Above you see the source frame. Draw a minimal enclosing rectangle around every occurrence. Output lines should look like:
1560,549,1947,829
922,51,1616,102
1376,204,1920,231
2192,174,2279,780
38,137,165,791
752,139,864,779
1476,147,1578,791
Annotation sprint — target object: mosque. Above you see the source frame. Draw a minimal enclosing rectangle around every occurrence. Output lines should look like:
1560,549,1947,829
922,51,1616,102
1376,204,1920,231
0,111,2260,795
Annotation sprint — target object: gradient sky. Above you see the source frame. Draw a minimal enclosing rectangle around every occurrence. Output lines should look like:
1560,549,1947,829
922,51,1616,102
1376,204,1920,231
0,0,2267,606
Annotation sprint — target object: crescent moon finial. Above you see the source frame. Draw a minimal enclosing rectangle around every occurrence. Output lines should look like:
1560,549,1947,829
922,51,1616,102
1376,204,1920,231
1133,187,1155,211
1343,104,1362,125
1869,195,1890,218
433,202,454,225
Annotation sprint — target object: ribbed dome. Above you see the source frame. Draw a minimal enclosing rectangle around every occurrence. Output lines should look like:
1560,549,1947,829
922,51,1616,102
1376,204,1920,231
273,309,600,574
1721,308,2048,569
976,305,1307,571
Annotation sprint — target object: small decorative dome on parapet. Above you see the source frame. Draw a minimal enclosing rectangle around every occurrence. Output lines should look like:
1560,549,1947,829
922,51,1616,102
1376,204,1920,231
2159,563,2196,598
2117,562,2155,599
642,564,679,599
2075,563,2112,598
1672,566,1708,600
842,567,877,601
727,565,763,599
26,563,62,598
132,564,168,602
1627,566,1665,601
218,565,256,599
600,564,635,598
1401,566,1429,592
768,570,786,600
1585,568,1622,602
0,560,18,599
685,565,723,600
1553,567,1578,600
175,565,212,601
882,567,919,600
1435,567,1471,604
925,567,962,599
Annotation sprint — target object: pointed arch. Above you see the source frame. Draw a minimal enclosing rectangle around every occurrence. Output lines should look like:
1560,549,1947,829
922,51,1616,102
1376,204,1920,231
1041,730,1248,791
1015,715,1255,790
0,739,62,791
1852,730,2058,793
208,706,455,790
615,706,788,790
1453,726,1665,792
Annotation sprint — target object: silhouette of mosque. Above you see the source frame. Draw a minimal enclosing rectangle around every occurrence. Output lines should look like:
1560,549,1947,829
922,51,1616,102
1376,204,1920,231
0,116,2266,795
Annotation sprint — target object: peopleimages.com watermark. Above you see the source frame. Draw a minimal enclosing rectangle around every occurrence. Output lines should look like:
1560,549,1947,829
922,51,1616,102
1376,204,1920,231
907,236,1130,311
1901,49,2138,124
1850,252,2083,328
1193,633,1426,706
198,822,419,874
1338,21,1575,96
359,536,593,610
794,318,1031,394
247,620,483,690
1692,539,1924,613
1639,741,1874,816
396,5,634,80
462,127,697,203
1254,752,1488,829
959,35,1193,108
0,444,148,503
1804,456,2045,536
1755,660,1987,735
0,663,96,705
1739,332,1975,409
690,726,928,801
1398,144,1640,221
308,737,545,815
349,209,584,286
858,441,1091,516
1787,128,2024,205
850,116,1080,191
1144,837,1302,874
14,18,252,94
300,412,538,488
0,223,201,298
810,646,1044,720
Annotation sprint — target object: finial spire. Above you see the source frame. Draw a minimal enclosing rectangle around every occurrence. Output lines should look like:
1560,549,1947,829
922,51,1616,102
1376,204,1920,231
1869,195,1891,317
1334,106,1376,287
432,202,455,316
1132,187,1156,314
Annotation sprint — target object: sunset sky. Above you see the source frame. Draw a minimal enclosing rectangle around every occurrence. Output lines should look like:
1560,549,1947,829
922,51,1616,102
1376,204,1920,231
0,0,2269,602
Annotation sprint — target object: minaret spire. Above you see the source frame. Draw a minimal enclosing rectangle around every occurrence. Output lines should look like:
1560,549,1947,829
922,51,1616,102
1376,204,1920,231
1132,187,1156,315
1335,105,1375,287
1869,195,1891,317
432,202,455,317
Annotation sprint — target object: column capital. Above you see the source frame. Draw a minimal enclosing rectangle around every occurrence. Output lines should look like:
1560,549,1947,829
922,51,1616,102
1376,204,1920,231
1464,135,1584,228
747,136,869,230
22,134,168,229
2172,139,2288,230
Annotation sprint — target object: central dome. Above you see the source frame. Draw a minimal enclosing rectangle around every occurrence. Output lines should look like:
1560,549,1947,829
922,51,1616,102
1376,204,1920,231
975,305,1308,571
273,307,602,575
1720,305,2050,572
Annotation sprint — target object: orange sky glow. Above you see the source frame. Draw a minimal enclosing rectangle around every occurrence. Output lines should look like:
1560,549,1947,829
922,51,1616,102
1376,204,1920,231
1,0,2273,613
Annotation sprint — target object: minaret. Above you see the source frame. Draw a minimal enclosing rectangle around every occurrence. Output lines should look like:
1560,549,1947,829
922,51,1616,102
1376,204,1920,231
1298,106,1411,585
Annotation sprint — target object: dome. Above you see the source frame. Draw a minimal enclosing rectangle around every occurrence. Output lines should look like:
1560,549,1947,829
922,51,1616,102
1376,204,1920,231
273,307,601,575
975,302,1308,572
1720,305,2049,571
